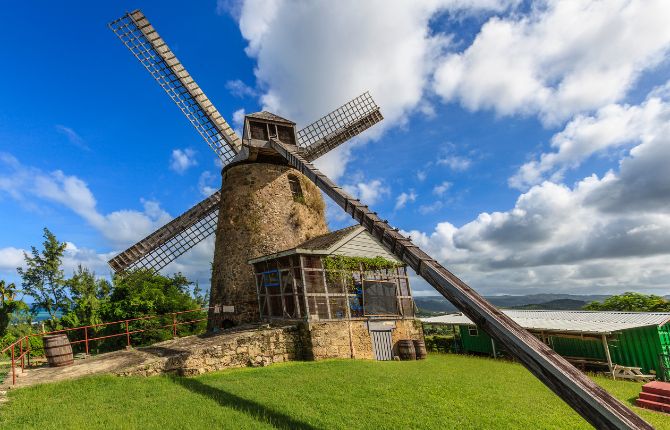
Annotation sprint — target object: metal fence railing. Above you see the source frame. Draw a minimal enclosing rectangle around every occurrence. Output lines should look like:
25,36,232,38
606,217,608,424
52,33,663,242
0,306,212,386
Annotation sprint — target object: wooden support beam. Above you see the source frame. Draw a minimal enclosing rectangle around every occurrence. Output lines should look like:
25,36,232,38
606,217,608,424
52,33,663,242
270,138,651,430
602,334,614,377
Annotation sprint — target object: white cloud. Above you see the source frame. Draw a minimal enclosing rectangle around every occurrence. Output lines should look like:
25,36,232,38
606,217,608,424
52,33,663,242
395,190,417,210
433,181,452,196
403,93,670,294
0,247,25,271
437,155,471,171
225,79,257,98
0,154,173,247
434,0,670,124
170,148,197,174
198,171,219,197
234,0,518,179
344,178,390,207
510,82,670,189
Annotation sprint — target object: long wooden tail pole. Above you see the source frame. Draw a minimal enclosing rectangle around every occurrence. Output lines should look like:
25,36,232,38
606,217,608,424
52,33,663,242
270,138,652,430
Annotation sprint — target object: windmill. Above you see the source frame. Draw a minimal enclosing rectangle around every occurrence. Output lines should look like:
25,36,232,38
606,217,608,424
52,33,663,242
106,10,649,429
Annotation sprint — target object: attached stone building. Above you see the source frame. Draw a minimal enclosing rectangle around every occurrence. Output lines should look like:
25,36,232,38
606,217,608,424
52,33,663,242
249,225,423,360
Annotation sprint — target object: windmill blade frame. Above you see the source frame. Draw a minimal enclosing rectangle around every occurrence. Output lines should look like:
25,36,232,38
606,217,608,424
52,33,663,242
108,191,220,273
109,10,241,165
268,137,652,430
297,92,383,161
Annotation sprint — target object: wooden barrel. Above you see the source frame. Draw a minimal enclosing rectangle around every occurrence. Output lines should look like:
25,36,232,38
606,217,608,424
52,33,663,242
397,339,416,360
413,339,427,360
43,334,74,367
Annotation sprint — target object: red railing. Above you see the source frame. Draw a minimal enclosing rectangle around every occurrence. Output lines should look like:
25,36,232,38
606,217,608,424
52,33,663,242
1,306,212,386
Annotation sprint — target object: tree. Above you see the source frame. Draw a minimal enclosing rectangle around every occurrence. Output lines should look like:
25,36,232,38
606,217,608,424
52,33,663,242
17,228,68,329
61,265,111,328
584,292,670,312
0,280,24,336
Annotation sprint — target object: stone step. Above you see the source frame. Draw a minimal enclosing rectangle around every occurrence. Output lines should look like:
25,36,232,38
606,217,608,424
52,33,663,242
636,398,670,413
0,391,6,396
639,391,670,405
642,381,670,397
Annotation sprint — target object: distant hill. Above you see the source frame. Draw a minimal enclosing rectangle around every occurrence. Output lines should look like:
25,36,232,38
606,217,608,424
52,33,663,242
415,294,610,313
510,299,588,310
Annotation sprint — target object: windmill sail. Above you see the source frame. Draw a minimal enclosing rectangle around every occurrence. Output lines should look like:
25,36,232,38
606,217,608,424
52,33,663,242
109,10,241,164
268,137,651,430
297,92,383,161
108,192,220,273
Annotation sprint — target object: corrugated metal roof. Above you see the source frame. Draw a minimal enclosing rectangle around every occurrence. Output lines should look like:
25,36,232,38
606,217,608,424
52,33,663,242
421,310,670,334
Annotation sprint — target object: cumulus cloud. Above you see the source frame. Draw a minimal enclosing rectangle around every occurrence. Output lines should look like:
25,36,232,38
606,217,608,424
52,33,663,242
0,154,172,247
437,155,471,171
395,190,417,210
170,148,197,174
344,178,390,207
510,82,670,189
404,89,670,294
433,0,670,124
234,0,519,179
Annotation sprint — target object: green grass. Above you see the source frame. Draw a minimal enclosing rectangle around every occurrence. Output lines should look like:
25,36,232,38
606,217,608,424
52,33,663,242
0,354,667,429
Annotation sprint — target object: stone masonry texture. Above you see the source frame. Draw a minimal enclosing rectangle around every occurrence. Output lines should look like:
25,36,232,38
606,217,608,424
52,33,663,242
209,162,328,328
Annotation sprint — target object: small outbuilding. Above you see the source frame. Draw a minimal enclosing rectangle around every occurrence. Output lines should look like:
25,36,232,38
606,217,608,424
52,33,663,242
249,225,423,361
423,310,670,380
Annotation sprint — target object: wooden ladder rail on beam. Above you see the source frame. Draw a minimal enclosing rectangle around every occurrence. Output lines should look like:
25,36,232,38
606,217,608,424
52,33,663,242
269,138,652,430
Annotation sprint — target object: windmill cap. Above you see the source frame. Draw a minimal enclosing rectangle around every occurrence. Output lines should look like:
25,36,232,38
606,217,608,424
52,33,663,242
246,111,296,125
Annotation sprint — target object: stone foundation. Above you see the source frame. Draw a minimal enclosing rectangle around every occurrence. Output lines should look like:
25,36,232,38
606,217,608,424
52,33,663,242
119,324,303,377
118,319,424,378
299,319,424,360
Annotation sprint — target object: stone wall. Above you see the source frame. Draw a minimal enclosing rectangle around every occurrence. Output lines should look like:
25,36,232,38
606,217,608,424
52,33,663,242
209,162,328,328
119,324,303,377
300,319,424,360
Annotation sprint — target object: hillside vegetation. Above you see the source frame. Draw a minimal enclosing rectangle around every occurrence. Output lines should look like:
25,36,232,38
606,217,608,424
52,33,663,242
1,354,666,429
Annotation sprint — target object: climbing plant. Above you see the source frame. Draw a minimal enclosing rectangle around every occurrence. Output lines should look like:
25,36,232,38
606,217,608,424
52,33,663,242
322,255,401,272
323,256,401,293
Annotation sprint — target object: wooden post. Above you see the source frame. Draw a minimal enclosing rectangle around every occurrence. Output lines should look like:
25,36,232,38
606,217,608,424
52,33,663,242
602,334,614,377
84,327,89,356
125,321,130,348
491,338,497,359
11,345,15,385
173,314,177,338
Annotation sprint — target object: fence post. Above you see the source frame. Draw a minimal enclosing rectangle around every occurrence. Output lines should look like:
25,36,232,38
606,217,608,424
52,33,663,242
125,321,130,348
84,327,89,356
19,337,24,372
11,345,15,385
26,335,31,367
172,313,177,338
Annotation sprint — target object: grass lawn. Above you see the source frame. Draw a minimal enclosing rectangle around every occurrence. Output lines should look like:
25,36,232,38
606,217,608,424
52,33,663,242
1,354,667,429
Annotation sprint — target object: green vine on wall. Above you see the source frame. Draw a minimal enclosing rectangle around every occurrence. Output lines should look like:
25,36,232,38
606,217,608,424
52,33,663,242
323,255,401,272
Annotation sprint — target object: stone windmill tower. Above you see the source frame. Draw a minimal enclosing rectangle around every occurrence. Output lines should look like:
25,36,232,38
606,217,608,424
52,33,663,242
105,10,653,428
107,11,383,328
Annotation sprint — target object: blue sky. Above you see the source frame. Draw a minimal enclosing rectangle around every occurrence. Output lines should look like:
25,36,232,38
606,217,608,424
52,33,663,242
2,1,670,297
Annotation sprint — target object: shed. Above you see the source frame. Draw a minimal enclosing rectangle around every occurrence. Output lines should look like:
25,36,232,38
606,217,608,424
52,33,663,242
422,310,670,380
249,225,415,321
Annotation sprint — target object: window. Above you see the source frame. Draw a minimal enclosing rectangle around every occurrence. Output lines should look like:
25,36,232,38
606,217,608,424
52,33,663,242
362,280,399,316
468,326,479,337
261,270,280,288
288,175,303,201
249,121,268,140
